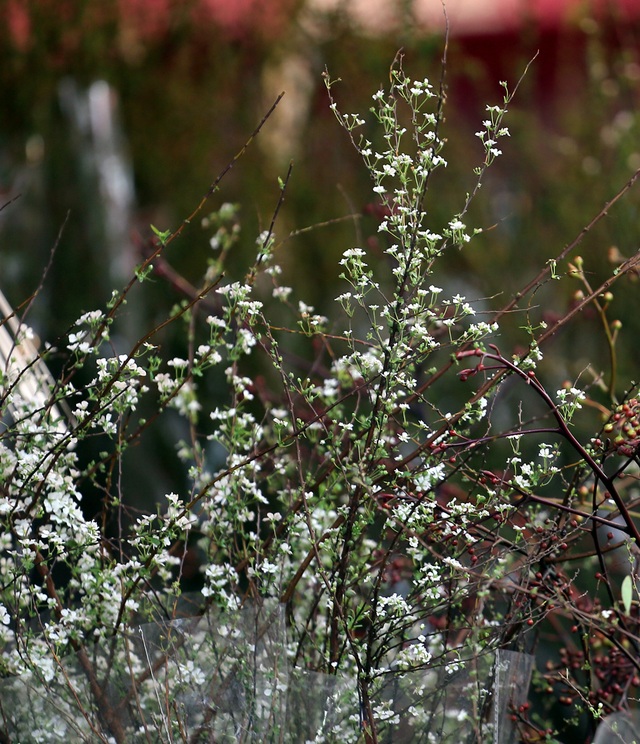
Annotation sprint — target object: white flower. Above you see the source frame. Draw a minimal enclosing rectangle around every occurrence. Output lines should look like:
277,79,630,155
167,358,189,370
272,286,292,300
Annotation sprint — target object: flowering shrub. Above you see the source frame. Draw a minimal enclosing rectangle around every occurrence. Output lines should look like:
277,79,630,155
1,53,640,743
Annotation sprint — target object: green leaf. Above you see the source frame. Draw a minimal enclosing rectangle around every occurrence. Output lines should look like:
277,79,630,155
135,262,154,282
622,574,633,615
150,224,172,246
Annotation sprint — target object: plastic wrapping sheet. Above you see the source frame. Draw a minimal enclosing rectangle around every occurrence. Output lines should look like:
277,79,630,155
593,710,640,744
0,600,535,743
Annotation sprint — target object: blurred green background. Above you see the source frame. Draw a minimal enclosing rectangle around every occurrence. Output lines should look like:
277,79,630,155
1,0,640,504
